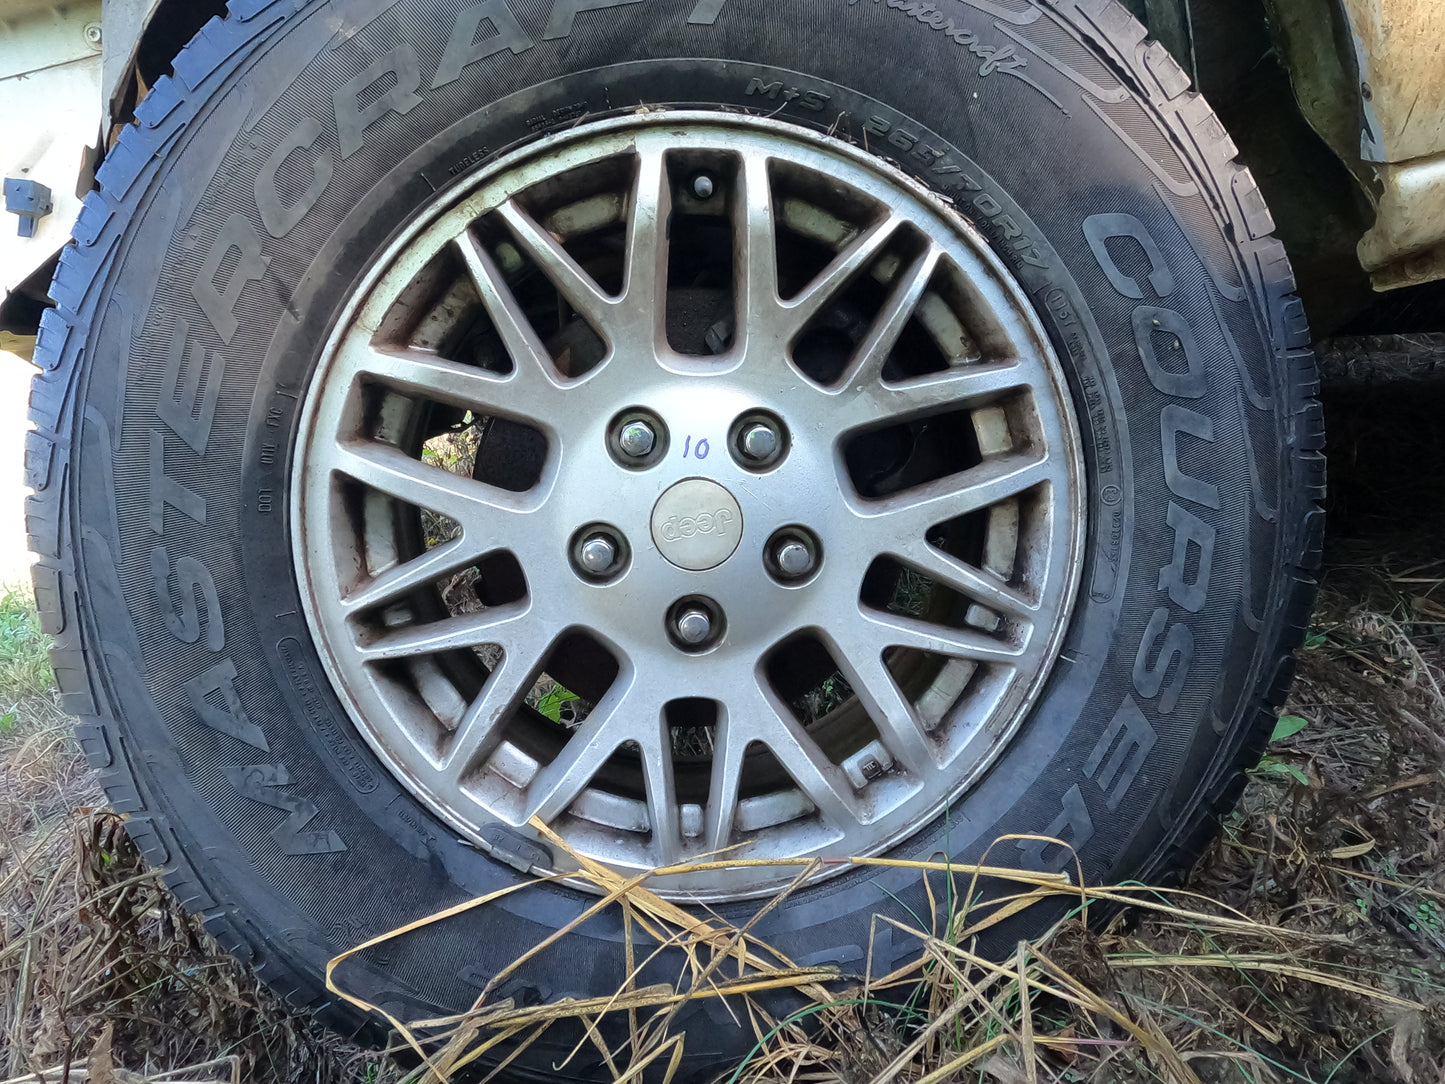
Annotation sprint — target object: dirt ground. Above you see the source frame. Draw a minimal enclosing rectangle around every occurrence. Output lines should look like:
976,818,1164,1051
0,361,1442,1083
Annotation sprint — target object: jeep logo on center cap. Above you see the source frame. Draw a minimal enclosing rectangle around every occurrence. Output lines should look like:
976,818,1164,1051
651,478,744,571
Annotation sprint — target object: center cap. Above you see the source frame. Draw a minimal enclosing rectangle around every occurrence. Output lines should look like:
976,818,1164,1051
650,478,744,571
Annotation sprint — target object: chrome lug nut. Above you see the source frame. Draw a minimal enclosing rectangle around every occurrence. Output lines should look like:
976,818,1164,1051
740,422,779,461
572,524,627,581
609,410,667,468
579,534,617,574
774,540,814,578
691,173,715,200
766,527,821,583
668,596,724,650
731,412,787,468
674,607,713,645
618,420,656,458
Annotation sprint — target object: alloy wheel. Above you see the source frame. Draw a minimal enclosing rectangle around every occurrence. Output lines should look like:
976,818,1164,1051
292,113,1085,899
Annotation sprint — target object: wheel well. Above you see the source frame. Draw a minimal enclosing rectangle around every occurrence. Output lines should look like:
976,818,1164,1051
133,0,229,94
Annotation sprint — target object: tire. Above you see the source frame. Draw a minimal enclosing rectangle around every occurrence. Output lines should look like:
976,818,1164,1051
28,0,1324,1077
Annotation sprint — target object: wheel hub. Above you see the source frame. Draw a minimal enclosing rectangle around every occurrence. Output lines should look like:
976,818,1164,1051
291,112,1085,899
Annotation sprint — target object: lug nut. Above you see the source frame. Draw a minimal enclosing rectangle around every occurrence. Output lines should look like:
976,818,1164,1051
572,525,627,581
668,597,724,650
579,534,617,575
767,528,821,582
618,420,656,458
691,173,715,200
740,422,779,461
774,539,814,578
674,607,713,645
732,413,787,468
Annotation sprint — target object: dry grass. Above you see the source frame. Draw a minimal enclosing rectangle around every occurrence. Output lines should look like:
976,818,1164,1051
2,374,1442,1083
325,830,1444,1084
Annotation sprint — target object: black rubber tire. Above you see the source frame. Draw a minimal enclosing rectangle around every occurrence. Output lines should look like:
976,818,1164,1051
28,0,1324,1077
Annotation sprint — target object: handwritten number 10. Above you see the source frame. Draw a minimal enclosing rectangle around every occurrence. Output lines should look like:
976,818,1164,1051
681,436,710,459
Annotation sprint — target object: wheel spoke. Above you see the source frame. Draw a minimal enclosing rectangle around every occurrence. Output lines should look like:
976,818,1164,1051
852,452,1051,540
441,626,557,779
359,601,532,662
331,439,541,526
704,709,745,852
353,343,561,427
836,244,942,387
524,671,638,824
342,535,482,615
893,541,1038,621
619,147,672,331
495,198,615,331
453,230,565,387
835,360,1031,430
636,711,682,864
733,153,779,341
782,215,900,336
735,681,859,828
821,634,935,775
858,608,1023,665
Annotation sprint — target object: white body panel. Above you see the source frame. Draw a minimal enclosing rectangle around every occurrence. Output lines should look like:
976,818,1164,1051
0,1,104,352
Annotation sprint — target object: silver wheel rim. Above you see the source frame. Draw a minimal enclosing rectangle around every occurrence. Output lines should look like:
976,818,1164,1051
292,112,1086,900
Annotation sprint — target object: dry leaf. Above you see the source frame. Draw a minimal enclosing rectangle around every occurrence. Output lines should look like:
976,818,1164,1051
88,1021,116,1084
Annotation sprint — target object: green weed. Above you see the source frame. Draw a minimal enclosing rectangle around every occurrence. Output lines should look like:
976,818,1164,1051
0,584,53,702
